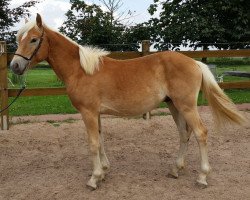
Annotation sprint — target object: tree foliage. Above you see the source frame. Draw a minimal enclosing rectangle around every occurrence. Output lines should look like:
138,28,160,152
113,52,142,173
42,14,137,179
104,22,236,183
59,0,147,51
0,0,38,50
123,23,151,51
148,0,250,50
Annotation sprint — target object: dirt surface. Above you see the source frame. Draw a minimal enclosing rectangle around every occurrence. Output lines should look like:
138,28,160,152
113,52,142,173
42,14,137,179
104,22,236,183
0,108,249,200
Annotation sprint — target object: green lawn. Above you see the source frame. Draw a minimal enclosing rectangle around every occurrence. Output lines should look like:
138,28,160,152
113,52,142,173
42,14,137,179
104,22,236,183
9,96,77,116
215,65,250,82
8,68,63,88
7,59,250,116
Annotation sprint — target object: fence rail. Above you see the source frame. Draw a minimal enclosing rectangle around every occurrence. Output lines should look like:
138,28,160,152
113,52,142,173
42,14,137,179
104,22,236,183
8,87,66,97
7,81,250,98
6,49,250,62
1,40,250,130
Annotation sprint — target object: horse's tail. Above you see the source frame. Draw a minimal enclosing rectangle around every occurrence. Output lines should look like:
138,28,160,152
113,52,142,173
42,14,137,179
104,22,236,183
196,61,245,127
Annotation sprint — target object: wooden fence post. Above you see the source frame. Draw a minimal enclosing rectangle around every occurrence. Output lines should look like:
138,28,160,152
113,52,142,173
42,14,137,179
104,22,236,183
0,41,9,130
142,40,150,56
141,40,152,120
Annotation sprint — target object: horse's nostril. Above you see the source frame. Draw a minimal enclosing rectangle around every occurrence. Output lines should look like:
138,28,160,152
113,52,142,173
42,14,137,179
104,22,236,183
13,63,19,69
10,62,21,74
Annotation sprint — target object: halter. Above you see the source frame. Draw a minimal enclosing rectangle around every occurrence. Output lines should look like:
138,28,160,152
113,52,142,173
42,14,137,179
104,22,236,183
0,29,44,114
14,28,44,61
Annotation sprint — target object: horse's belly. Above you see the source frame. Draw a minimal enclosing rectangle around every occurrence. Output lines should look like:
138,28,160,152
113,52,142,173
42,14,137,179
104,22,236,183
100,103,156,116
100,88,167,116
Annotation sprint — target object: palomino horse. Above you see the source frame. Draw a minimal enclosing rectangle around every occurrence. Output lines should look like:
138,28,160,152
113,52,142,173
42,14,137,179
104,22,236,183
10,14,244,189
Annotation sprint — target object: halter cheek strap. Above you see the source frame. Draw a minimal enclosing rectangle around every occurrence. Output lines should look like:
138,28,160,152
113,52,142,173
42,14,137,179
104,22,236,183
14,29,44,61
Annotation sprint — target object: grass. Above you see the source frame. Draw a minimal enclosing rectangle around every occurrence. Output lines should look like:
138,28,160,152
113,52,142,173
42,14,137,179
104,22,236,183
9,95,77,116
7,58,250,116
215,65,250,82
8,68,63,88
224,89,250,103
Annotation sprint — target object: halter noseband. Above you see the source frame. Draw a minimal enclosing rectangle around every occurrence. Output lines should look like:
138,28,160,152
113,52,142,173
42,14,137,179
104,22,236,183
14,29,44,61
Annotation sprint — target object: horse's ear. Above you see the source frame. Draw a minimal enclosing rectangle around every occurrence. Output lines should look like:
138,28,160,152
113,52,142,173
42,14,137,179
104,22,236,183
36,13,43,28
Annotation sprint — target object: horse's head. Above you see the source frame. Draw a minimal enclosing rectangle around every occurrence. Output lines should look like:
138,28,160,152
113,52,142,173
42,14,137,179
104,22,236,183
10,14,49,75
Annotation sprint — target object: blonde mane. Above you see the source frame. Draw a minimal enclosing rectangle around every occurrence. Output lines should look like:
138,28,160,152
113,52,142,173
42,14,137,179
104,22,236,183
78,46,109,75
17,20,110,75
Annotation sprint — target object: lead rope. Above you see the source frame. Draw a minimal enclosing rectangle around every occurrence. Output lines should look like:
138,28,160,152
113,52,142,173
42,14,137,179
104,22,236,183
0,76,26,114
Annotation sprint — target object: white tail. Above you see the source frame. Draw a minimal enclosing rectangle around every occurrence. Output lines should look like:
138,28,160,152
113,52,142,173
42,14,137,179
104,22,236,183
196,61,245,127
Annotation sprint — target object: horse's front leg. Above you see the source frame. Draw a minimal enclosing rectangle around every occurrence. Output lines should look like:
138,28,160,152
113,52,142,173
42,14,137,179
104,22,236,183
81,109,104,189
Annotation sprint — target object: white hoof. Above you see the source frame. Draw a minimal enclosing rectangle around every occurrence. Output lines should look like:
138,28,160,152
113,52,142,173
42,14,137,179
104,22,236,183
86,179,97,190
168,168,179,179
196,174,208,187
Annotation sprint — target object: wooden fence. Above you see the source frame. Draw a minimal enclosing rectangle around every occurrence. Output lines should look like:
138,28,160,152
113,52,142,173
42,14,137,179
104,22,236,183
1,40,250,130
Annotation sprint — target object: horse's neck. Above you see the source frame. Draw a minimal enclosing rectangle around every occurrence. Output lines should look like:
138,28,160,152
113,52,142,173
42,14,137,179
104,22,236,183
45,28,82,84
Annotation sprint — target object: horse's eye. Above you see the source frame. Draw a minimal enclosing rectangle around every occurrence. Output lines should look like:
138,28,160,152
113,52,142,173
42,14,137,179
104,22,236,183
30,38,37,43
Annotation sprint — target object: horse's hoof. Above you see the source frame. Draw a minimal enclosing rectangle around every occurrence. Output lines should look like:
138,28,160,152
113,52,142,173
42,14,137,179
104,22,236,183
196,178,208,188
167,170,179,179
86,180,97,190
167,166,179,179
196,173,208,188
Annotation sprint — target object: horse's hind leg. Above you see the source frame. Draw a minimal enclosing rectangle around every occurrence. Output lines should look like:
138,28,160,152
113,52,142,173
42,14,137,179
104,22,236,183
174,102,211,186
167,101,192,178
81,110,105,189
98,115,110,171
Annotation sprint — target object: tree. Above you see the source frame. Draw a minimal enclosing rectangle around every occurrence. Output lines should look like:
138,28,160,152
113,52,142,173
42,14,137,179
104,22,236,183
59,0,126,50
99,0,136,26
60,0,145,51
148,0,250,50
99,0,122,26
0,0,39,50
122,23,152,51
98,0,136,48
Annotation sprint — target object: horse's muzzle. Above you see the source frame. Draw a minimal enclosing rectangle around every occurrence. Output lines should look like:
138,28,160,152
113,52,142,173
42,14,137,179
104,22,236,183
10,58,28,75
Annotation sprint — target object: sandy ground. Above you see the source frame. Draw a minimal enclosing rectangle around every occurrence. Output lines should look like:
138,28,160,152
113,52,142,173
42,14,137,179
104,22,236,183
0,108,249,200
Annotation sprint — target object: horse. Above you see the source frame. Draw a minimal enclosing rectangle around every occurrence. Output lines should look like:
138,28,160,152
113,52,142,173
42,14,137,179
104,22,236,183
10,14,245,189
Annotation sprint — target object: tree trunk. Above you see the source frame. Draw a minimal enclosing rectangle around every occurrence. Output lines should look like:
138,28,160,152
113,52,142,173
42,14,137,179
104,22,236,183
201,45,208,63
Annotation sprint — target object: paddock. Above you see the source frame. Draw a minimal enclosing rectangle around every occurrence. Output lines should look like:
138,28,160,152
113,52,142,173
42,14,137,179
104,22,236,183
0,108,249,200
